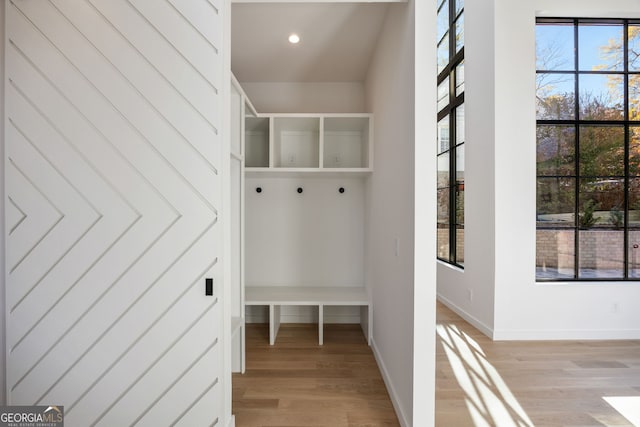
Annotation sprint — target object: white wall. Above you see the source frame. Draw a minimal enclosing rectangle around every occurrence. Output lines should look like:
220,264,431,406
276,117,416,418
245,176,365,287
493,0,640,340
1,2,5,406
438,0,640,340
436,0,496,336
365,3,421,426
412,0,437,425
240,82,366,113
244,175,366,324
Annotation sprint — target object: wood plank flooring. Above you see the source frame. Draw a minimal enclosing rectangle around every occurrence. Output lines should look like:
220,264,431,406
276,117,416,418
234,303,640,426
233,323,400,427
436,301,640,427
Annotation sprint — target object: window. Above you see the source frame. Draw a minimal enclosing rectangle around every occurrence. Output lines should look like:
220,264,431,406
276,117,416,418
536,18,640,280
437,0,465,267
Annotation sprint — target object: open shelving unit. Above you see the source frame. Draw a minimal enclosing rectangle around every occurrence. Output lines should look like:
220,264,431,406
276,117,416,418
232,82,374,358
242,111,374,347
244,114,373,175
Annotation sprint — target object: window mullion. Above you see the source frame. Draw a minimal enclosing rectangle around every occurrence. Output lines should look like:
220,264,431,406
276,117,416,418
574,20,580,280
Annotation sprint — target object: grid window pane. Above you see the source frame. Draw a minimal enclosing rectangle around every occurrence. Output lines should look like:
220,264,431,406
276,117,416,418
456,61,465,96
437,1,449,41
438,153,450,188
579,126,624,177
579,230,624,278
536,229,575,280
628,178,640,227
455,13,464,53
437,188,450,261
455,0,463,15
536,125,575,176
456,144,464,187
438,33,449,75
537,178,576,225
456,225,464,267
438,116,450,153
579,178,624,228
578,24,623,72
456,105,465,145
629,25,640,71
438,77,450,113
536,24,575,71
629,229,640,277
579,74,624,120
629,74,640,120
437,224,450,262
536,73,575,120
631,127,640,176
455,184,464,226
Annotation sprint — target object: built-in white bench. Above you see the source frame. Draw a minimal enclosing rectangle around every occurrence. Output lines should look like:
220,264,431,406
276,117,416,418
245,286,372,346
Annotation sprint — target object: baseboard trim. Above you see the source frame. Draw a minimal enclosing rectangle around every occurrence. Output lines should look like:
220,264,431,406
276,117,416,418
371,338,410,427
493,328,640,341
437,294,494,338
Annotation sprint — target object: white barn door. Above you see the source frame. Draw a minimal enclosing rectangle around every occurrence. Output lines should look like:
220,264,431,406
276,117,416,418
5,0,228,425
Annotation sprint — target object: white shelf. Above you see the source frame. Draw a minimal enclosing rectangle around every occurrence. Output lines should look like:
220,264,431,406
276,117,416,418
245,167,372,178
244,114,373,174
246,286,370,305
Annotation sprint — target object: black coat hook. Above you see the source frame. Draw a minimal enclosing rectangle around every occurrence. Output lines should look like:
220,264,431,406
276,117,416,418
297,187,303,194
339,187,345,194
256,187,262,193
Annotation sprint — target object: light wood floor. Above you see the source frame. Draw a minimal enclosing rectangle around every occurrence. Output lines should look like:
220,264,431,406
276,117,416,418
233,323,400,427
233,304,640,426
436,301,640,427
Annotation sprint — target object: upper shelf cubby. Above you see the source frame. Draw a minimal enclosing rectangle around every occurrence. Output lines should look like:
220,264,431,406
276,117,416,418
245,117,270,168
274,117,320,168
245,114,373,174
323,117,370,169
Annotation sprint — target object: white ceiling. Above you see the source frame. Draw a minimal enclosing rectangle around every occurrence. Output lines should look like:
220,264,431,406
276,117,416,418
231,3,389,83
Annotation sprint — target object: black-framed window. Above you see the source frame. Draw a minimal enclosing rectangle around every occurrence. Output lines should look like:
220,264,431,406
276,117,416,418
437,0,464,267
536,18,640,281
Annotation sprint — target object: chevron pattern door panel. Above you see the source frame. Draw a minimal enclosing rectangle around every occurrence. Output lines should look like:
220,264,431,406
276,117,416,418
5,0,225,425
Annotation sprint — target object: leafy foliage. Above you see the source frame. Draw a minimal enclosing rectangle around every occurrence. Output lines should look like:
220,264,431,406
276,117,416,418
609,206,624,229
578,199,600,229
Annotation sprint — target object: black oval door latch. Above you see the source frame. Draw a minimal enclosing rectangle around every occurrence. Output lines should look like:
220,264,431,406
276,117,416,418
205,278,213,296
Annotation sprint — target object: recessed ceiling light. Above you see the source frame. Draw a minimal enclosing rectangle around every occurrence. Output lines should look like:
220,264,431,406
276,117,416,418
288,33,300,44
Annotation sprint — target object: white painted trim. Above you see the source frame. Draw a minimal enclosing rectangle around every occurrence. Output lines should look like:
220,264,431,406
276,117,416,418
222,0,234,424
493,329,640,341
371,338,410,427
437,295,495,339
227,415,236,427
230,73,258,117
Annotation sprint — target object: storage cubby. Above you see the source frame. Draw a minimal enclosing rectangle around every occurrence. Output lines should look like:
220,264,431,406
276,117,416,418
241,111,373,348
245,117,270,167
323,117,370,168
273,117,320,168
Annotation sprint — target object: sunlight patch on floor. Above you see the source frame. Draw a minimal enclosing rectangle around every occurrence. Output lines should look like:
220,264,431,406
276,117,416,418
603,396,640,426
437,323,534,427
